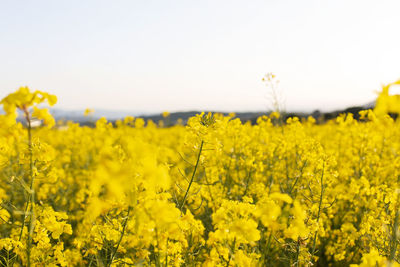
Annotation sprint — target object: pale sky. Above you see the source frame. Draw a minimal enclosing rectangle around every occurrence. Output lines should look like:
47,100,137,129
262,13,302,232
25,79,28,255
1,0,400,114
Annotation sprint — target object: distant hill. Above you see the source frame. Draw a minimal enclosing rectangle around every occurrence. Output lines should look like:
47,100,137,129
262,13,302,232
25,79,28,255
48,101,377,126
50,108,142,123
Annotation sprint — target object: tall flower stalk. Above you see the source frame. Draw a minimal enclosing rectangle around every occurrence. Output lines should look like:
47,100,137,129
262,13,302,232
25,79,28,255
0,87,57,266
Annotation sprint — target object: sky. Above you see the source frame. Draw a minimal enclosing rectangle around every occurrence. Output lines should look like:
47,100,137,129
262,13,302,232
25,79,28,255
0,0,400,114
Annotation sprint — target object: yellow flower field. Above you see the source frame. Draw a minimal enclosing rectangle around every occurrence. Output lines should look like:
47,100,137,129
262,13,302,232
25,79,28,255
1,84,400,266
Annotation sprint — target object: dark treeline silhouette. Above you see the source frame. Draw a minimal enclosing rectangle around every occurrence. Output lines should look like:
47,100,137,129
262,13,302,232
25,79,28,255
52,103,380,127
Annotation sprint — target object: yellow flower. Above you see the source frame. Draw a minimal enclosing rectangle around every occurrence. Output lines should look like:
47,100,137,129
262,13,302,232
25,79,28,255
32,107,55,127
84,108,94,116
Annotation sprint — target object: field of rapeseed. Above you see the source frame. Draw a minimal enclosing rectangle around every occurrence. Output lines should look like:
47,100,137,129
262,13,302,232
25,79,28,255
1,83,400,266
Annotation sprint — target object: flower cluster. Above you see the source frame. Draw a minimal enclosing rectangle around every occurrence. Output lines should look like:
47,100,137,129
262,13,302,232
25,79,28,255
0,85,400,265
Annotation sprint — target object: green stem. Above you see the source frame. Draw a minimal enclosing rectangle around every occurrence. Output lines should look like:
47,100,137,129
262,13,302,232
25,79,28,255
226,237,236,267
295,240,300,266
25,111,35,267
180,140,204,213
390,207,399,261
155,228,161,267
311,163,325,261
18,196,29,242
16,109,35,267
265,231,272,260
108,206,131,267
